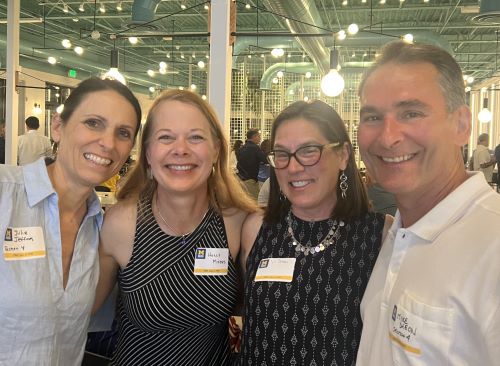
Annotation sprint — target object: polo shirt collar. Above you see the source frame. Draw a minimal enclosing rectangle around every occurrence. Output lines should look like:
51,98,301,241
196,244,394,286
395,172,489,242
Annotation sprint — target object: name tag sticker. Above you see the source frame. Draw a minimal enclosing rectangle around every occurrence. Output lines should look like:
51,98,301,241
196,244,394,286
194,247,229,275
254,257,296,282
389,304,422,355
3,227,46,261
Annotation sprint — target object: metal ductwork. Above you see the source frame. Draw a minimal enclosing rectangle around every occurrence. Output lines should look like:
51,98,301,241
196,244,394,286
260,0,330,75
131,0,161,24
260,62,315,90
324,30,454,55
471,0,500,24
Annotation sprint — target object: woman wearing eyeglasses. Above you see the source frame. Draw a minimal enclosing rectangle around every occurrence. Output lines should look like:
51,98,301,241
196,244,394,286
237,100,392,365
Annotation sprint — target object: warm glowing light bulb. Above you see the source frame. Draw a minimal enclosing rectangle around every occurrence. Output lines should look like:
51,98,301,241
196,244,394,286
320,70,345,97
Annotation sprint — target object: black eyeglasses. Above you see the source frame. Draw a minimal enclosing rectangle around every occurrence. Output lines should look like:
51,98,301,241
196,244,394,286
267,142,341,169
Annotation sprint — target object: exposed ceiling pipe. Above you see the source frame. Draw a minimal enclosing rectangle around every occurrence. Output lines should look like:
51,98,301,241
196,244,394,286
325,30,454,55
259,0,330,75
471,0,500,24
260,61,375,90
260,62,315,90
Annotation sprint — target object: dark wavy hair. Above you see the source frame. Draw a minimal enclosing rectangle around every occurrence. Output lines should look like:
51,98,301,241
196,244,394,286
60,77,142,138
264,100,370,224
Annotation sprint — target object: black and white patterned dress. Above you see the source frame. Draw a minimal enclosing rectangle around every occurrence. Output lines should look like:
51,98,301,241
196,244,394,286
111,198,237,366
238,211,384,366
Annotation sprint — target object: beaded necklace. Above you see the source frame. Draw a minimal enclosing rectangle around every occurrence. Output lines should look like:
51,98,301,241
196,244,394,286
286,211,344,256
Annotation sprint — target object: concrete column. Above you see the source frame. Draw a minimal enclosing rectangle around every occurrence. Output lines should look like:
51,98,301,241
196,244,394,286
5,0,20,165
208,0,232,129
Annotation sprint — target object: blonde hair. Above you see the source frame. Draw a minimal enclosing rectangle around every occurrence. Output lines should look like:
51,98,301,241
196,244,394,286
118,89,258,214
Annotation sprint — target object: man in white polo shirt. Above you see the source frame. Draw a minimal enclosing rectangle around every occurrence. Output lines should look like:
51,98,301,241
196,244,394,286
356,41,499,365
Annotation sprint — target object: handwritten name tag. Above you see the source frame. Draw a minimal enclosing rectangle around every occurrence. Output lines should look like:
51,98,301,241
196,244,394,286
194,247,229,276
254,257,296,282
3,227,46,261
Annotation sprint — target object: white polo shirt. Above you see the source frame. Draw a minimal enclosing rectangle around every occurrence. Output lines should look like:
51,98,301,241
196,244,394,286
357,172,500,366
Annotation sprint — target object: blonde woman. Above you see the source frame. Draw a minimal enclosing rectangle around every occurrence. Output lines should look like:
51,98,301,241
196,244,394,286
94,89,258,365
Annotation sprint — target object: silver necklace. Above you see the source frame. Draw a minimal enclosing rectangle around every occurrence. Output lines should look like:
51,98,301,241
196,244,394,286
155,194,209,245
286,211,344,256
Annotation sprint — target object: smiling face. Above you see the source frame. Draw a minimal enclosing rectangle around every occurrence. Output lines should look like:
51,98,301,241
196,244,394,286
51,90,137,189
358,61,470,202
273,118,348,220
145,100,219,197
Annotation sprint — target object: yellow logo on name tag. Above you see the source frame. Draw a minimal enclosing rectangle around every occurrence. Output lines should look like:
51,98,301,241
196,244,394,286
193,247,229,276
254,257,296,282
3,227,46,261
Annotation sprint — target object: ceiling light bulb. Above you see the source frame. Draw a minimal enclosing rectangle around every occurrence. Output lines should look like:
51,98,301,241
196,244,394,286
91,30,100,39
179,86,184,90
129,37,138,45
197,60,205,69
63,4,69,13
245,4,251,9
206,54,209,59
337,30,346,40
180,53,185,59
48,56,57,65
342,0,347,5
166,53,171,58
103,68,126,85
159,68,167,75
347,23,359,35
190,84,197,90
79,3,84,12
149,86,155,93
74,46,84,55
159,61,167,69
321,70,345,97
478,108,492,123
116,2,122,11
181,4,186,9
305,71,312,79
73,18,79,22
403,34,414,43
465,86,471,92
304,96,309,102
99,4,105,13
56,104,64,114
204,5,209,10
271,48,284,57
192,53,196,58
147,69,155,77
247,54,252,59
62,39,72,48
379,0,386,4
467,76,474,84
277,70,284,78
202,95,207,100
272,77,279,84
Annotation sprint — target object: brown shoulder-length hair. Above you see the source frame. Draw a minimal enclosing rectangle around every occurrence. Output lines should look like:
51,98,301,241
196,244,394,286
264,100,370,224
118,89,258,214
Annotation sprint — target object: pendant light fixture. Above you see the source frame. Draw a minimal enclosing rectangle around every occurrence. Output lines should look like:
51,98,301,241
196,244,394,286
478,97,492,123
320,49,345,97
103,48,126,85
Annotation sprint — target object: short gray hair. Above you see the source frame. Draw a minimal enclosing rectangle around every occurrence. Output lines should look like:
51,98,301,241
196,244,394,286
359,41,466,113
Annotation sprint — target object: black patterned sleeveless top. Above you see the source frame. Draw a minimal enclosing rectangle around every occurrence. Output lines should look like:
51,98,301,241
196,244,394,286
112,197,237,366
238,211,384,366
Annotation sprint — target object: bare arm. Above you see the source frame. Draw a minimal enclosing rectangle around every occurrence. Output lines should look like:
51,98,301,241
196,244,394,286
92,200,137,313
239,212,264,276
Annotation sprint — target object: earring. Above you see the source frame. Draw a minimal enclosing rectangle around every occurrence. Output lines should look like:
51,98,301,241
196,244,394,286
147,167,153,180
279,190,287,202
339,170,348,199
